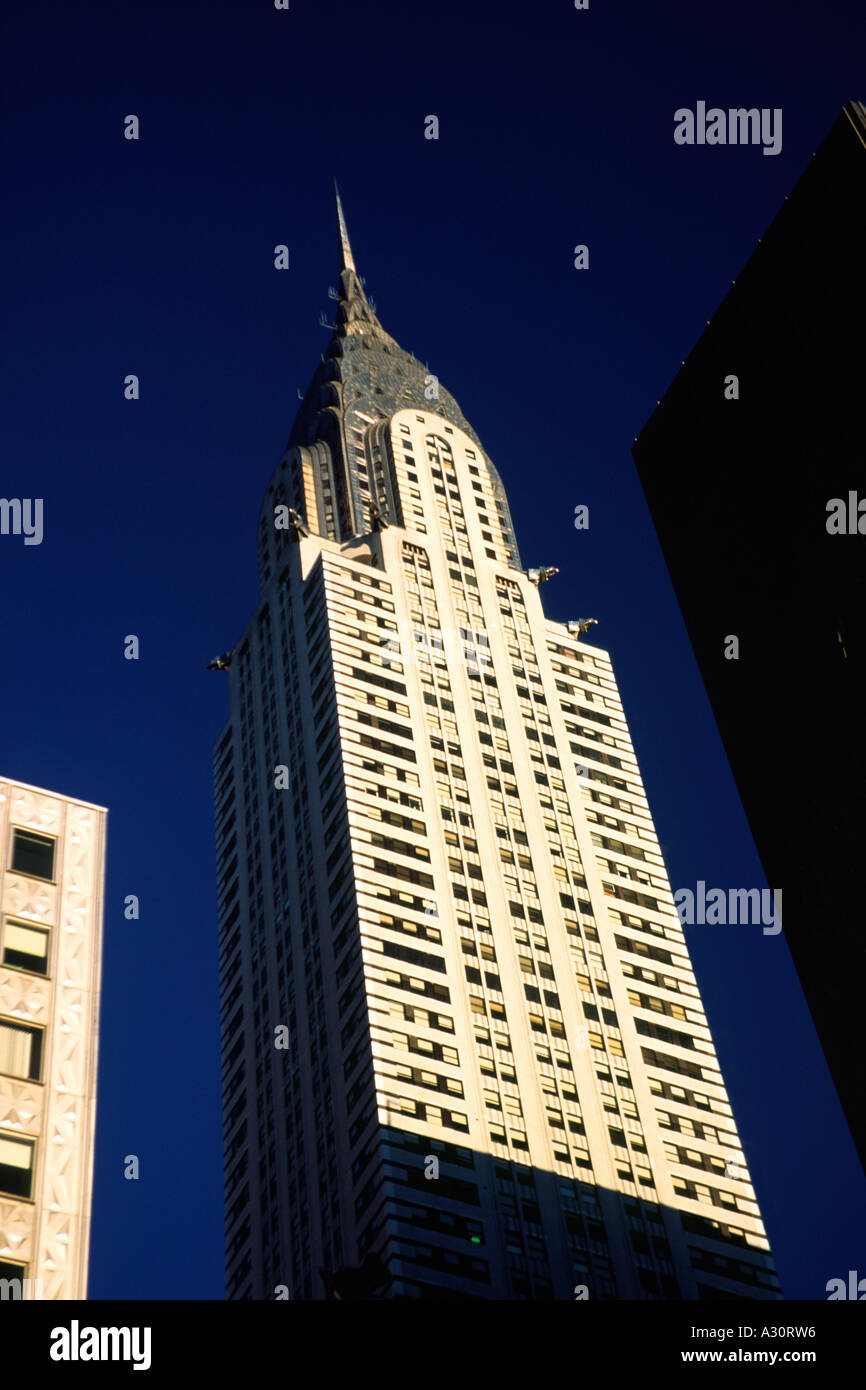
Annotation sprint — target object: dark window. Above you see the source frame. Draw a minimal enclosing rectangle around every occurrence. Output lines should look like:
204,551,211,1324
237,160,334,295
11,830,55,881
0,1259,28,1296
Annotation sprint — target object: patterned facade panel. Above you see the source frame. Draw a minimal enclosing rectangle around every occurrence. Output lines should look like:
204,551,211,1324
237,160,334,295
0,1076,42,1135
0,1198,33,1262
0,971,50,1025
2,877,57,928
7,787,65,837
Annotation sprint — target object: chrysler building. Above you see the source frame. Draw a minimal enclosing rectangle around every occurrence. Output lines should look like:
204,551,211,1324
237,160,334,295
212,192,780,1301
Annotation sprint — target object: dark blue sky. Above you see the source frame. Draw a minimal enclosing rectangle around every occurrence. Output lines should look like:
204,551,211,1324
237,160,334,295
1,0,863,1299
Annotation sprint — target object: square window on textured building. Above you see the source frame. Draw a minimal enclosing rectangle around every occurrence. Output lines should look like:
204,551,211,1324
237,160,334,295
2,920,50,975
0,1019,44,1082
0,1258,29,1291
10,828,55,881
0,1131,36,1200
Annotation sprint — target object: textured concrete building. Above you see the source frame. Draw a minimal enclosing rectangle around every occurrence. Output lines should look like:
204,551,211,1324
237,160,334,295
212,193,780,1300
0,777,106,1299
633,100,866,1175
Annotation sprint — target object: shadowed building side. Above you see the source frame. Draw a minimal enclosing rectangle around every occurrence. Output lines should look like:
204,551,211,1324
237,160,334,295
632,100,866,1175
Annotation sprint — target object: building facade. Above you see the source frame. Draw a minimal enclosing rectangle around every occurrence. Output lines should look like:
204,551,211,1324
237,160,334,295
213,195,780,1300
633,100,866,1175
0,776,106,1300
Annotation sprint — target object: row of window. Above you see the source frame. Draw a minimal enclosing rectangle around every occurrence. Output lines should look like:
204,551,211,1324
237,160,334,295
0,1015,39,1202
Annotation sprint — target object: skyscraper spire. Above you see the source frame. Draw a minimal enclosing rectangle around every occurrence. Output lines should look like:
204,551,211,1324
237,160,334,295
286,194,520,559
331,184,393,343
334,180,356,273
